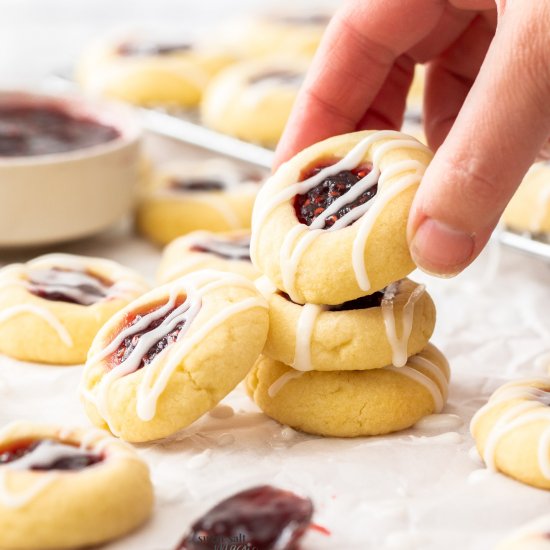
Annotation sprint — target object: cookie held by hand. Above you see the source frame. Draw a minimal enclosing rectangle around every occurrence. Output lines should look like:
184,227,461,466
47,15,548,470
251,130,433,305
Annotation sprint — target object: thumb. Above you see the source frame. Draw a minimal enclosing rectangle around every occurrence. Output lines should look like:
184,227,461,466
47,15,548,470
407,2,550,276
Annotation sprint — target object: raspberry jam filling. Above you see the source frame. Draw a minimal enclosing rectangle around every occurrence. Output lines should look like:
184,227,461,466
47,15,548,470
176,485,313,550
170,178,226,192
0,105,120,157
27,267,113,306
249,70,304,87
0,439,102,471
190,236,251,261
280,290,384,310
117,41,192,57
112,296,192,371
294,160,377,229
328,290,384,311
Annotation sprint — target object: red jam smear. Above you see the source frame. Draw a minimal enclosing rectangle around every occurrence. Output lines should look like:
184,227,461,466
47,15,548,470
27,267,113,306
117,41,192,57
189,236,251,261
0,105,120,157
293,159,377,229
0,439,102,471
176,485,313,550
112,296,189,370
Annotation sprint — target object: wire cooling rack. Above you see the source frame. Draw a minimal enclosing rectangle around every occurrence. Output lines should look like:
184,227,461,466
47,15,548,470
43,73,550,261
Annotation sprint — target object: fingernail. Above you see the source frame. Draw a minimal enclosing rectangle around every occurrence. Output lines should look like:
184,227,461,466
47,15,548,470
410,218,475,277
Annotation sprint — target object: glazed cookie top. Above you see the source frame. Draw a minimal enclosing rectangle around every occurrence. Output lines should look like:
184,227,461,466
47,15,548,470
0,421,144,509
470,377,550,478
151,158,265,197
251,130,432,301
273,278,428,371
0,254,149,308
157,231,259,285
82,269,267,433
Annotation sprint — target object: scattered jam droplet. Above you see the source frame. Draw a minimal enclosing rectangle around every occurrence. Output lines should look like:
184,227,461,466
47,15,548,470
0,439,102,471
27,267,113,306
0,106,120,157
113,298,189,370
176,485,313,550
118,41,192,57
294,160,377,228
309,523,331,536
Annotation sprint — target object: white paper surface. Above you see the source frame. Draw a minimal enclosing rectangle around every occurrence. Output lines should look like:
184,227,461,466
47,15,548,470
0,226,549,550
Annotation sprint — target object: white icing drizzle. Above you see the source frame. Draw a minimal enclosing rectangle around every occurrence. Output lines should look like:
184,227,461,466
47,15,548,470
268,370,304,398
251,131,428,301
381,281,426,367
266,345,449,411
0,471,56,509
254,275,278,298
0,255,147,352
386,365,444,413
470,378,550,479
83,271,267,429
6,440,94,471
293,303,327,371
414,413,463,431
188,235,251,261
0,425,114,510
0,304,73,347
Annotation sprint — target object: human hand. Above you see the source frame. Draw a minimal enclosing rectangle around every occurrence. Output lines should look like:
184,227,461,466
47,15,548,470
274,0,550,276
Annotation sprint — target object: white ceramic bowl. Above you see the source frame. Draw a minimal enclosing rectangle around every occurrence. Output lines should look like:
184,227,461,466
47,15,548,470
0,90,142,248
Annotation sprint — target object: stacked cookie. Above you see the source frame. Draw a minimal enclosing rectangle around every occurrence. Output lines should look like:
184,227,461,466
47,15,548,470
247,129,451,437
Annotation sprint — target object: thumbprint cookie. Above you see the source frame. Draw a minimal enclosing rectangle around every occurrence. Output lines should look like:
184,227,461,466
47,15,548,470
251,130,433,305
0,421,153,549
0,254,149,365
81,270,268,442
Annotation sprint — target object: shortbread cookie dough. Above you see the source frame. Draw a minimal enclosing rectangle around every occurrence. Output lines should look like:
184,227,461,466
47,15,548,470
0,254,149,365
219,13,330,59
78,32,234,107
81,270,269,442
264,278,435,371
247,344,450,437
137,159,265,245
0,421,153,550
471,377,550,490
498,513,550,549
503,162,550,234
201,59,307,147
251,130,433,305
157,230,260,284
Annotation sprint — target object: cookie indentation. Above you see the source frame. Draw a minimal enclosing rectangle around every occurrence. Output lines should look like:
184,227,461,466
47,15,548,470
294,161,377,229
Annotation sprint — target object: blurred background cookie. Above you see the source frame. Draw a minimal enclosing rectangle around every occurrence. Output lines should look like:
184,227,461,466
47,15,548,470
201,58,308,147
136,158,265,245
78,30,234,107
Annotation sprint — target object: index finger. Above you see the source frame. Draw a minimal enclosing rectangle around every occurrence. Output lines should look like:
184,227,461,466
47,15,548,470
273,0,446,169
